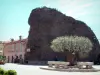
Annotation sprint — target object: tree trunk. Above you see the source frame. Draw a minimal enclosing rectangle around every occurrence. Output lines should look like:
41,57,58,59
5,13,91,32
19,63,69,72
67,51,75,66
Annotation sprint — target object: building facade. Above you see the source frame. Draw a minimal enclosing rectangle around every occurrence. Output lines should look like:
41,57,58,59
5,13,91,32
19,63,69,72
4,38,27,63
0,41,4,55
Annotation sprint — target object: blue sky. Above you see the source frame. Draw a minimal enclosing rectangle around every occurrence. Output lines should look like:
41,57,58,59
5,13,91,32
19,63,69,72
0,0,100,42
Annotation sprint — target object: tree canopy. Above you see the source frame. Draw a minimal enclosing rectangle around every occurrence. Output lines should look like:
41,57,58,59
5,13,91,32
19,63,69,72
51,36,93,53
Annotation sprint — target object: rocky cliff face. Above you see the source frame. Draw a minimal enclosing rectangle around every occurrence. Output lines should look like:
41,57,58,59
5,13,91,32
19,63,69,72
26,7,100,61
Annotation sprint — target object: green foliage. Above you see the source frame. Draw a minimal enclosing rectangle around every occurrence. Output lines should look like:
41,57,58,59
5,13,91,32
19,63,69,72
0,68,17,75
4,71,8,75
0,56,6,61
6,70,17,75
51,36,93,53
0,68,5,75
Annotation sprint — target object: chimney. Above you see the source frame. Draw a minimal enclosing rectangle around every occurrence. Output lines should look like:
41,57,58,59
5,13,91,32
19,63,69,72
19,36,22,40
11,38,14,42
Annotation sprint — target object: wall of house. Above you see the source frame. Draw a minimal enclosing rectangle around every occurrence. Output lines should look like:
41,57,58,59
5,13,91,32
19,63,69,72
4,39,27,63
0,43,4,55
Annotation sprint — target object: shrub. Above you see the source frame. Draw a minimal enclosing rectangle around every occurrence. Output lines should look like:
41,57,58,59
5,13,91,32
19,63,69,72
0,68,5,75
6,70,17,75
0,68,17,75
4,71,8,75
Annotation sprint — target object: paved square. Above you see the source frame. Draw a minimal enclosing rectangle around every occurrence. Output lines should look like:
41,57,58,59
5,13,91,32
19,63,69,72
0,63,100,75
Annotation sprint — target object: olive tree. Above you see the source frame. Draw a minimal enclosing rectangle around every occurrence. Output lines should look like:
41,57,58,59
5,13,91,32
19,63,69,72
51,36,93,65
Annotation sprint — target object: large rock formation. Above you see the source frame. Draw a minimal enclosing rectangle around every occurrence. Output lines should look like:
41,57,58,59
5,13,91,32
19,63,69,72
26,7,100,62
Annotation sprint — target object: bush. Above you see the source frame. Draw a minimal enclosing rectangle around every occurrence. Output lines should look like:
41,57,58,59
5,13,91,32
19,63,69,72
0,68,5,75
6,70,17,75
4,71,8,75
0,68,17,75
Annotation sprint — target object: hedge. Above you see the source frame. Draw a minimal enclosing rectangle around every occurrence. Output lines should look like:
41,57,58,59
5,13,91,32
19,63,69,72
0,68,17,75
